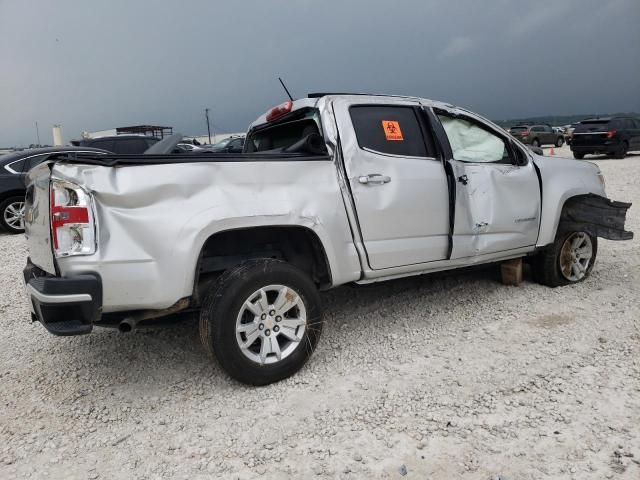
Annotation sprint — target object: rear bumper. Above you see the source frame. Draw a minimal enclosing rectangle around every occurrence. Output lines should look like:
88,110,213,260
23,259,102,336
571,146,615,155
571,140,620,154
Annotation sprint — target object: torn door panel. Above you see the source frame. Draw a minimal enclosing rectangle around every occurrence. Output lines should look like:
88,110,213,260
559,194,633,241
449,161,540,259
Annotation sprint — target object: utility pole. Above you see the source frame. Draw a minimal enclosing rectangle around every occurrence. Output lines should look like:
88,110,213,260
35,121,41,146
205,108,212,144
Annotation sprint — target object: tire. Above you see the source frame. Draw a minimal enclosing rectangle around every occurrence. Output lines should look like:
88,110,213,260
533,230,597,287
555,137,564,147
199,259,323,385
613,141,628,159
572,151,584,160
0,196,25,234
531,138,540,148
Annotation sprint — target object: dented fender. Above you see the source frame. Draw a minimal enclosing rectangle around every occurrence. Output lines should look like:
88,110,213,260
558,194,633,241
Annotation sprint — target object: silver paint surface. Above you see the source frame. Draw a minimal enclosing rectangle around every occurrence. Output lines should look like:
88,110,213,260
24,94,608,314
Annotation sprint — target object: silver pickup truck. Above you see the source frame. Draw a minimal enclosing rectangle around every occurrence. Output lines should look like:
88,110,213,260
22,94,633,385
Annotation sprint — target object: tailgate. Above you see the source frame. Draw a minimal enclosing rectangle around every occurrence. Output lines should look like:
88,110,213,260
24,163,56,274
572,132,607,146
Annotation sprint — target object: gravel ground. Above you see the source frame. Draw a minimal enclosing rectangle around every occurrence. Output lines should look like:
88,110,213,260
1,148,639,480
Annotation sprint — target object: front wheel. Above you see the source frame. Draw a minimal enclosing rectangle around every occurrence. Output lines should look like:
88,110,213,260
531,138,540,148
573,151,585,160
533,230,597,287
0,196,25,234
555,137,564,147
199,259,323,385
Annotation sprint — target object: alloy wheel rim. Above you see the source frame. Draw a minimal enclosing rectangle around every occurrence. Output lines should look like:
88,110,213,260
4,201,25,230
559,232,593,282
235,284,307,365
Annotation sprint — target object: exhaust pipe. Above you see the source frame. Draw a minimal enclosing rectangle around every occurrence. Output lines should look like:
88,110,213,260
118,318,136,333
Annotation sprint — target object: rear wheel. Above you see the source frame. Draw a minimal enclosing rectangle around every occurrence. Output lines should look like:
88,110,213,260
555,137,564,147
0,196,25,234
534,230,597,287
613,141,628,159
531,138,540,147
572,151,584,160
199,259,323,385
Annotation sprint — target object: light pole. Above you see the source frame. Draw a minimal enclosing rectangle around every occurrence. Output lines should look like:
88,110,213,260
35,121,41,146
205,108,212,144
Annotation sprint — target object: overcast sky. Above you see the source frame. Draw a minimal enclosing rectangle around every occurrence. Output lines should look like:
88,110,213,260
1,0,639,146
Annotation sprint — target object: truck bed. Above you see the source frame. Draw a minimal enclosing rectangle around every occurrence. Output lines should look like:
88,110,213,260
24,154,362,312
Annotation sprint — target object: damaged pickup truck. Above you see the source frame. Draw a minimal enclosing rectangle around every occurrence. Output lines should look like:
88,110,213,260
22,94,633,385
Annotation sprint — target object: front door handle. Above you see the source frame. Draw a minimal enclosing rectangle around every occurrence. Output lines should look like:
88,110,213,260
358,174,391,185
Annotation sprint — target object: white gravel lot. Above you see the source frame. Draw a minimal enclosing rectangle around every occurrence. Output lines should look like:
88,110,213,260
1,148,639,480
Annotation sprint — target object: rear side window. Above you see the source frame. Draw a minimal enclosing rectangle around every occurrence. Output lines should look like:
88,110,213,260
349,106,433,157
112,138,150,154
5,158,27,173
145,138,159,148
25,154,50,170
88,140,115,151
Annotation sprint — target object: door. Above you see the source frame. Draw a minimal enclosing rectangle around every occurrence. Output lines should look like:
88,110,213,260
542,125,554,144
333,98,450,270
434,111,541,259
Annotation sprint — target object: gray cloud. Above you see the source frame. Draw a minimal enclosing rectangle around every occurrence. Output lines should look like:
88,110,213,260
1,0,639,146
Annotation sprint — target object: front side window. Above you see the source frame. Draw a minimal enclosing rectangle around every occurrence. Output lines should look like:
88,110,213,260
349,105,433,157
437,115,510,164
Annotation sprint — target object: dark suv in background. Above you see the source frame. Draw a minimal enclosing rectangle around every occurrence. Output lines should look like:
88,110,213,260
0,147,108,233
73,135,158,154
509,124,565,147
570,117,640,159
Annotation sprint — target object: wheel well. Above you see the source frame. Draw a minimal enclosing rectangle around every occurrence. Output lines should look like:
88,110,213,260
0,190,26,203
194,226,331,302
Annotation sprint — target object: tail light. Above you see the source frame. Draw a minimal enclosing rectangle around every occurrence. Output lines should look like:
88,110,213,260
521,130,529,137
266,100,293,122
606,130,617,139
50,179,96,257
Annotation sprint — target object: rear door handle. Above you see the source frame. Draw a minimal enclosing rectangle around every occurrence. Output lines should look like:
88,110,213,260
358,174,391,185
457,174,469,185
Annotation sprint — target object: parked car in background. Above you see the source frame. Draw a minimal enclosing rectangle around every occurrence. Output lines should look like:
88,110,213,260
509,124,564,147
201,136,245,153
73,135,159,154
174,143,204,152
0,147,108,233
552,126,565,135
22,94,632,385
570,117,640,159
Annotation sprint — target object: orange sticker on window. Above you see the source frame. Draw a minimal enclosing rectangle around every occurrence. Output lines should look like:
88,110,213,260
382,120,403,141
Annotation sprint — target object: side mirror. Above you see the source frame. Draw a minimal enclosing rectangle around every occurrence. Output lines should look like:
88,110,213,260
528,145,544,156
